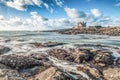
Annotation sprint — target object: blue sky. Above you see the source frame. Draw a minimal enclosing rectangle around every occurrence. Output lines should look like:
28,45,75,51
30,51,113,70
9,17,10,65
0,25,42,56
0,0,120,31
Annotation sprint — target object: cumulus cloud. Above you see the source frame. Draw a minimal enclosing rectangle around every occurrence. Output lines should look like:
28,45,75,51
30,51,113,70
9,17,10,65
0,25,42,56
64,7,113,26
0,0,65,12
91,9,102,17
64,7,86,22
0,12,73,31
4,0,42,11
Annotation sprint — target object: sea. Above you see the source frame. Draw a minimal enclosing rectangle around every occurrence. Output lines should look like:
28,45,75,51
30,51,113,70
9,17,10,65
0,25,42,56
0,31,120,47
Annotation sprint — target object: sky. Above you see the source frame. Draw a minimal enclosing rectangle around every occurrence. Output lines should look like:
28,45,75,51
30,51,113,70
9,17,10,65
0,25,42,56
0,0,120,31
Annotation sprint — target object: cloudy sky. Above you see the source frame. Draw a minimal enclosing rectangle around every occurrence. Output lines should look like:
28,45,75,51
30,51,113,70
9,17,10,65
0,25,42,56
0,0,120,31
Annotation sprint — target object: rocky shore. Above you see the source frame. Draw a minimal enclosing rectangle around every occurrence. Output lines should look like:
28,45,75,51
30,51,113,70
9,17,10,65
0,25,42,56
58,27,120,36
0,39,120,80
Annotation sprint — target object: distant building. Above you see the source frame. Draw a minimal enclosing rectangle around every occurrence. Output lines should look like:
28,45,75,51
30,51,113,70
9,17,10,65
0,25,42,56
73,22,86,29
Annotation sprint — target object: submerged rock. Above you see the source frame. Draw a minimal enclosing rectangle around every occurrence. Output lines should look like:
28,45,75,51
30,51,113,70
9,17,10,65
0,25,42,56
30,42,65,47
0,54,43,70
0,46,11,54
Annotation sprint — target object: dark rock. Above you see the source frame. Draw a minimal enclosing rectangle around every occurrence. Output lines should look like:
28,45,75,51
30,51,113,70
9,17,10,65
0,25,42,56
47,48,94,63
29,53,49,61
0,54,43,70
47,48,74,62
30,42,65,48
0,63,25,80
0,46,11,54
94,52,114,66
73,48,94,63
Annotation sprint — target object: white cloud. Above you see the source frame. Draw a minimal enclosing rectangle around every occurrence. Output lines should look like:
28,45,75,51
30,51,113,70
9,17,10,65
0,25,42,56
91,9,102,17
5,0,42,11
64,7,86,22
115,2,120,7
0,0,65,12
0,15,4,20
55,0,64,7
0,12,73,31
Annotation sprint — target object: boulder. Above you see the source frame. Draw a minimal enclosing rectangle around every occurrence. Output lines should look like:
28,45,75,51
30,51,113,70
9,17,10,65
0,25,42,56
94,52,113,66
47,48,74,62
0,54,43,70
0,63,24,80
73,48,94,63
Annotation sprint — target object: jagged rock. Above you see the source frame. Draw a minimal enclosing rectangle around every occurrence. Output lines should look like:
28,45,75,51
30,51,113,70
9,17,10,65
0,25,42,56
47,48,74,62
31,67,87,80
59,27,120,36
103,68,120,80
29,53,49,61
30,42,65,47
77,66,102,79
73,48,94,63
94,52,113,66
0,54,43,70
0,63,24,80
0,46,11,54
48,48,95,63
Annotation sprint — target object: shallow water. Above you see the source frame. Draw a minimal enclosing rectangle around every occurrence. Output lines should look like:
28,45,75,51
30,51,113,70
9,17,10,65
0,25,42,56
0,31,120,47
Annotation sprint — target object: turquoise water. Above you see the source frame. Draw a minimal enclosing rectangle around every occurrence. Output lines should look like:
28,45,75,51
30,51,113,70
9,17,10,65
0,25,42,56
0,31,120,47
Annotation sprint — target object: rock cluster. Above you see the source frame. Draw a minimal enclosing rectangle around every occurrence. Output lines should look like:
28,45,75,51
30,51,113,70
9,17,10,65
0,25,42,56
47,48,114,67
0,54,43,70
59,27,120,36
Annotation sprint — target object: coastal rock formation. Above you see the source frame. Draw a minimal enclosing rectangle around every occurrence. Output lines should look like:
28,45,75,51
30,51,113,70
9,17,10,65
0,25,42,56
59,27,120,36
0,46,11,54
0,54,43,70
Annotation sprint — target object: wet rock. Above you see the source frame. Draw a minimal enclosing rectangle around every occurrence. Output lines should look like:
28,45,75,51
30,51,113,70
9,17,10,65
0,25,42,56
94,52,114,66
0,46,11,54
103,68,120,80
77,66,102,79
48,48,95,63
29,53,49,61
0,54,43,70
30,42,65,48
47,48,74,62
73,48,94,63
0,63,24,80
31,67,87,80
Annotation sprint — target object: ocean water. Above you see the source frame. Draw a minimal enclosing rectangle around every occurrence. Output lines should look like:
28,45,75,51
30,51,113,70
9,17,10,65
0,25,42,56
0,31,120,47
